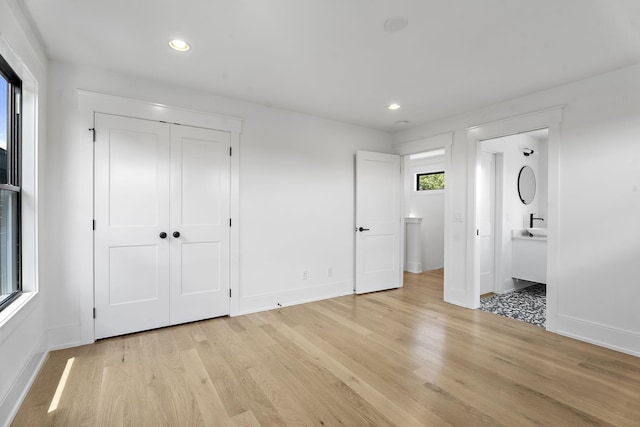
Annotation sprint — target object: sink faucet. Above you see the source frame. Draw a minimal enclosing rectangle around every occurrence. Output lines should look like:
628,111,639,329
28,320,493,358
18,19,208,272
530,213,544,228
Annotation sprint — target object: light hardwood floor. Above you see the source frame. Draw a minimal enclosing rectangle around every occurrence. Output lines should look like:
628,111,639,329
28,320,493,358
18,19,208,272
13,270,640,426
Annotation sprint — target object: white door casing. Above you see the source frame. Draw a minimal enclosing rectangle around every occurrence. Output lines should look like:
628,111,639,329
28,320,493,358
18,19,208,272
169,125,230,324
95,113,231,339
478,151,496,295
355,151,401,294
466,107,561,331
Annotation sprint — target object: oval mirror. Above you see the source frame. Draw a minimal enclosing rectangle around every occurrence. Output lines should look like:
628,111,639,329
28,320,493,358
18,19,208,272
518,166,536,205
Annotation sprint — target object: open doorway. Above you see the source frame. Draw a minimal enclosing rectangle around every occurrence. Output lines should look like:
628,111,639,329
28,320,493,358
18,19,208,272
464,107,561,331
476,129,549,327
402,148,446,289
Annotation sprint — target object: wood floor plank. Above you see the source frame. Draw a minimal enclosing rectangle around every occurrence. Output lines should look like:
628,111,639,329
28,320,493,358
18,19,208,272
242,336,342,426
197,319,287,426
181,348,231,426
230,410,262,427
272,322,428,426
13,269,640,426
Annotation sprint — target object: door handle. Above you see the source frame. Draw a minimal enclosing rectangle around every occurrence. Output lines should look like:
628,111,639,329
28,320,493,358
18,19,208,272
159,232,167,239
358,227,370,232
173,231,181,238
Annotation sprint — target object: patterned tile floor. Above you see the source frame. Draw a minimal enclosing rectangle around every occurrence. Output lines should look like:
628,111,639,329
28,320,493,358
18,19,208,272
480,283,546,327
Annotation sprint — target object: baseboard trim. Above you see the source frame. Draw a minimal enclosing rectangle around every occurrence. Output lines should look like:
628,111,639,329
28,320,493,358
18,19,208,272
556,314,640,357
444,287,475,309
0,331,48,427
236,280,353,316
48,323,83,351
405,261,422,274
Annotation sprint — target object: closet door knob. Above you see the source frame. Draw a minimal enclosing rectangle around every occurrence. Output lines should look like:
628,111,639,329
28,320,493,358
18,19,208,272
159,232,167,239
173,231,181,238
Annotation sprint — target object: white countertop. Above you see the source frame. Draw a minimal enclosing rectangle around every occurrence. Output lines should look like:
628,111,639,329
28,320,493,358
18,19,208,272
511,229,547,241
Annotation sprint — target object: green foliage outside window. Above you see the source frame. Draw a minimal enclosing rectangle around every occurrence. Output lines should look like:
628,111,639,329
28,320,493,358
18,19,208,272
417,172,445,191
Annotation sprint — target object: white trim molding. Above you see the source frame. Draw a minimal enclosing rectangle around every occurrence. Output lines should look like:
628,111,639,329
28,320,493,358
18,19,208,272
0,331,48,427
236,281,353,316
557,315,640,358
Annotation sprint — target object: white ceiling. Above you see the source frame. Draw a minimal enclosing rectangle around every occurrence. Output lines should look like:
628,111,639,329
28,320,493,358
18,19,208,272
19,0,640,131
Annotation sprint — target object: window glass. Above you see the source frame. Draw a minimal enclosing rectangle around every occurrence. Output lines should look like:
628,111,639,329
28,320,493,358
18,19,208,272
417,172,445,191
0,55,21,311
0,189,18,300
0,76,7,184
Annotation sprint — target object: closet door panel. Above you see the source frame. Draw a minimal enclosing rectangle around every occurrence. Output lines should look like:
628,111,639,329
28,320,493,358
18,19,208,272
169,125,231,324
180,137,223,225
94,113,171,339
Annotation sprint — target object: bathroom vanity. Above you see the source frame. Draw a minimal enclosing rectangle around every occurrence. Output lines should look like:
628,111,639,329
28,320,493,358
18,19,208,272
511,229,547,284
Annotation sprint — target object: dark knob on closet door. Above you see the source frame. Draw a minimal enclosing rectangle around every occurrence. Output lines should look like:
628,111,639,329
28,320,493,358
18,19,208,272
173,231,181,238
159,232,167,239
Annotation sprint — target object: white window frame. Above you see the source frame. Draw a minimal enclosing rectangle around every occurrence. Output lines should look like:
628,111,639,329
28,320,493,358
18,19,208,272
0,36,39,337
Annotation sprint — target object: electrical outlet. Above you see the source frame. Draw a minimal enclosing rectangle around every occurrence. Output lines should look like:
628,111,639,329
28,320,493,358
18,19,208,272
302,270,308,280
328,267,334,277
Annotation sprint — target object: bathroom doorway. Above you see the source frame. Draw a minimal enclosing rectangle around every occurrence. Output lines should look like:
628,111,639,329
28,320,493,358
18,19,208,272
476,129,549,327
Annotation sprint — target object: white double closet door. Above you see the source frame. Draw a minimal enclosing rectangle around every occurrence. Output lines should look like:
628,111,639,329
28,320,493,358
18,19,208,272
94,113,230,339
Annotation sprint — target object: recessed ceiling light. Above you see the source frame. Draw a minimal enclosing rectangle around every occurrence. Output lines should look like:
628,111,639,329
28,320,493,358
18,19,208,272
169,39,190,52
396,120,410,126
387,103,401,110
384,16,408,32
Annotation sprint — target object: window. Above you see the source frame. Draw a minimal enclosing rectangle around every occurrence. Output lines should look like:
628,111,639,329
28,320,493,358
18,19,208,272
0,53,21,312
417,171,445,191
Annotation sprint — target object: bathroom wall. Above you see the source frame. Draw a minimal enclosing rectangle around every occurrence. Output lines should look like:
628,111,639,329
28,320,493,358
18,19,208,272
481,131,548,293
406,155,445,271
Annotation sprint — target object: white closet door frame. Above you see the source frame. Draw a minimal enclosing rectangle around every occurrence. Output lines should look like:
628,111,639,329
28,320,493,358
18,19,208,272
79,90,242,345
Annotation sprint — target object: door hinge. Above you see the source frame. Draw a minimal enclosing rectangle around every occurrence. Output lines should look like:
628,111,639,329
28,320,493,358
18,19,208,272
93,220,96,230
229,218,232,227
477,229,479,236
93,308,96,319
229,289,232,298
89,127,96,142
229,146,232,156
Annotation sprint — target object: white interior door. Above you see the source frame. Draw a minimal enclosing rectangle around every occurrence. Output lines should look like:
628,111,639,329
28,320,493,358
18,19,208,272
95,114,231,339
355,151,401,294
169,125,230,324
94,114,171,339
478,151,496,295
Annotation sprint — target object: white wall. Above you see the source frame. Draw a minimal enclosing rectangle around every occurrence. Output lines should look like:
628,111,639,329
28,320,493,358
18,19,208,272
41,60,394,348
407,156,445,271
395,62,640,356
0,0,48,424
